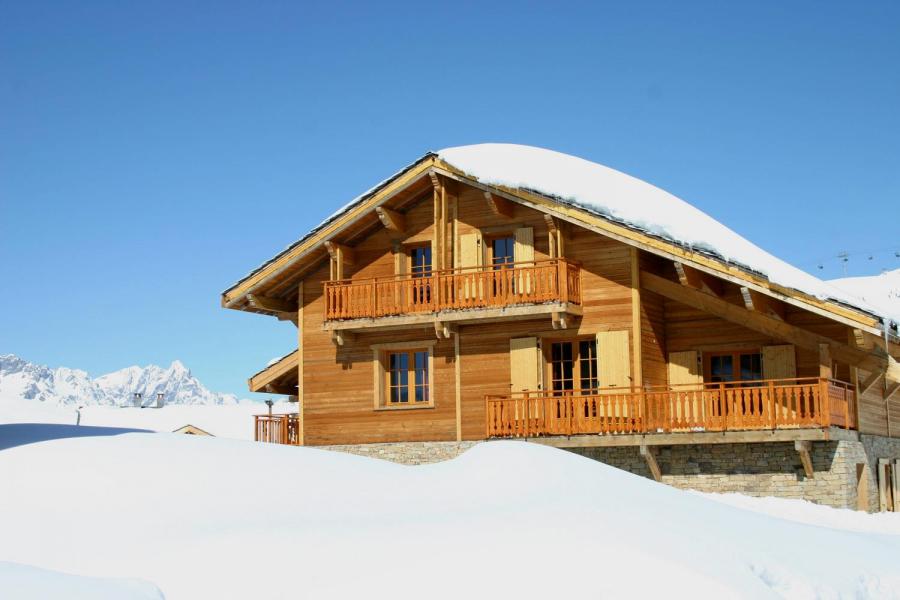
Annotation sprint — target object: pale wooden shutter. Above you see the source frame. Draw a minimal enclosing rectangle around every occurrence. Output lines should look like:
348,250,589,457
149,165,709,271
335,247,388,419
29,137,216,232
513,227,534,264
762,345,796,380
514,227,534,294
668,351,702,386
597,330,632,389
510,337,541,393
459,232,482,300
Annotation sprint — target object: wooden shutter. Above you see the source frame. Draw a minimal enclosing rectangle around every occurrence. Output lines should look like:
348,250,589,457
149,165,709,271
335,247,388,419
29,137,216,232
597,330,631,389
668,351,702,386
459,232,481,268
762,345,796,380
514,227,534,264
510,337,540,392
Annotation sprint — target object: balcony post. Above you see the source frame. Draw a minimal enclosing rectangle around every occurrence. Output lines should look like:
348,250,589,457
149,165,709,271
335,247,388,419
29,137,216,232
819,378,830,428
558,260,569,304
768,380,776,429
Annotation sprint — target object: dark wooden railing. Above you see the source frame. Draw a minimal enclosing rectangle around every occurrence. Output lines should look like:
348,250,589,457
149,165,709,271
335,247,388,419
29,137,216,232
485,378,857,439
254,414,300,445
324,259,581,321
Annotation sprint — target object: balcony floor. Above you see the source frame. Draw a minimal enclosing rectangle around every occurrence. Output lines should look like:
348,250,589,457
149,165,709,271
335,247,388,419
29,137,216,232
523,425,859,449
323,300,582,332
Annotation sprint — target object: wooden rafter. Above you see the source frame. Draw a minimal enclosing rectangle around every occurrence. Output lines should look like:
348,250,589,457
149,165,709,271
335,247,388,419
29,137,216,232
859,371,883,396
795,441,815,479
375,206,406,232
740,286,785,321
323,241,355,264
247,294,297,314
484,191,514,218
640,270,888,375
674,262,723,296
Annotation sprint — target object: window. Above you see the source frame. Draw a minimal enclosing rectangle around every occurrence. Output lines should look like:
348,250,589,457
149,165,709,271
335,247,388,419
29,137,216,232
705,350,762,385
373,343,434,409
548,339,598,395
408,246,432,305
489,236,515,269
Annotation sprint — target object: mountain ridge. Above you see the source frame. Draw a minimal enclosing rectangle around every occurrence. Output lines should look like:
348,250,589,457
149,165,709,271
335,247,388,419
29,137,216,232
0,354,241,407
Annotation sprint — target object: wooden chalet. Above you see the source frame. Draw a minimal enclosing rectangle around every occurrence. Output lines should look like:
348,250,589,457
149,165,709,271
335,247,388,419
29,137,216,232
223,144,900,500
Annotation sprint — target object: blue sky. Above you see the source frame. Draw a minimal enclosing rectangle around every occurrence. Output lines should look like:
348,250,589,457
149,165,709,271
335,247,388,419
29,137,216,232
2,1,898,398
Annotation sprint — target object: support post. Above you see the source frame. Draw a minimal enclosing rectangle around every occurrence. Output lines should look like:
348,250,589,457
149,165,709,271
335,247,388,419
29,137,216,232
795,440,815,479
639,443,662,482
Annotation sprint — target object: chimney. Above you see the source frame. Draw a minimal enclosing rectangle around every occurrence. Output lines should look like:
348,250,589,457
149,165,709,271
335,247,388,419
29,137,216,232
156,392,165,408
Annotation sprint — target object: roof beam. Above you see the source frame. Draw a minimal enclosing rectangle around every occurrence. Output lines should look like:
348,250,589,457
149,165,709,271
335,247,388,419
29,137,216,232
740,286,785,321
323,241,355,265
674,262,723,297
484,191,514,218
641,269,888,375
247,294,297,314
375,206,406,233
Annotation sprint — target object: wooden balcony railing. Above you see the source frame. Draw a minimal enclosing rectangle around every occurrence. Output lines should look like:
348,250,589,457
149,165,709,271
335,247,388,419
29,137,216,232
254,414,300,445
485,378,857,439
324,259,581,321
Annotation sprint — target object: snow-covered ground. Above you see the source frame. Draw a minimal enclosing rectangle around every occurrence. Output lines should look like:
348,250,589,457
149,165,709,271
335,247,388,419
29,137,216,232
0,397,292,440
2,427,899,599
0,561,163,600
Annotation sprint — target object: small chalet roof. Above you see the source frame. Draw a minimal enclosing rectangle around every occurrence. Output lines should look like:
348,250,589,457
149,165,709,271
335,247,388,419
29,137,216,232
222,144,896,330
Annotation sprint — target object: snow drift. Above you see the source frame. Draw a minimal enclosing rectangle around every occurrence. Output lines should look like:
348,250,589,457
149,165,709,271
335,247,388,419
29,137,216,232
1,428,899,599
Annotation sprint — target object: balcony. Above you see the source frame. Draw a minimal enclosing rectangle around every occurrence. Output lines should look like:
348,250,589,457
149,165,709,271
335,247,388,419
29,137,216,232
254,414,300,445
324,258,582,327
485,378,857,439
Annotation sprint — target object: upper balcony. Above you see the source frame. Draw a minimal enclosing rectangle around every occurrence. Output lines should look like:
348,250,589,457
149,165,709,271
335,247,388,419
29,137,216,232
323,258,582,331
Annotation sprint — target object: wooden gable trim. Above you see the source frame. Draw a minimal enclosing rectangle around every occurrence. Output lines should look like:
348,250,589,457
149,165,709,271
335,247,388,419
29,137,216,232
248,350,300,393
429,163,883,334
222,156,438,308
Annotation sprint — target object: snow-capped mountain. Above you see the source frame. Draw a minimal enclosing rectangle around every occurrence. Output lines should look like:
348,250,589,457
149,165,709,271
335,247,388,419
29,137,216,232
0,354,239,407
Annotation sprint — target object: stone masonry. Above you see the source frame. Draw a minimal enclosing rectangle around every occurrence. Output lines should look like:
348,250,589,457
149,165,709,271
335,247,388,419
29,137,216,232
316,435,900,511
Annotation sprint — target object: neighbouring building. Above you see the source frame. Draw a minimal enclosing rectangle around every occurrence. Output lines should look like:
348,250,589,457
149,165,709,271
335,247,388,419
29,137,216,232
222,144,900,512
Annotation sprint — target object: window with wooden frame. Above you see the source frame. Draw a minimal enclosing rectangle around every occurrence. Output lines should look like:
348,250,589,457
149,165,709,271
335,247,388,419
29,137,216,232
704,349,763,385
372,341,435,410
546,338,598,395
407,245,432,305
487,235,515,269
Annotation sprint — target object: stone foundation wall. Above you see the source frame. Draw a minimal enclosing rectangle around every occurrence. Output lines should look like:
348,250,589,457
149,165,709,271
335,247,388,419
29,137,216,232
566,435,900,511
317,441,478,465
313,435,900,511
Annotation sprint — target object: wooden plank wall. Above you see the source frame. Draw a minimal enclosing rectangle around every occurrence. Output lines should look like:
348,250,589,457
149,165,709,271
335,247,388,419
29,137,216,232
638,252,668,386
301,181,636,444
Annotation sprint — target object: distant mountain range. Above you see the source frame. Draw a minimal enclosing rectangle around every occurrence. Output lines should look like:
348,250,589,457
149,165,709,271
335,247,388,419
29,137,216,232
0,354,240,407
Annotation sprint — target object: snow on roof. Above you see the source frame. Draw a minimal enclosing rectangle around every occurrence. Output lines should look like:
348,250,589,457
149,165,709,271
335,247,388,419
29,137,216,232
227,143,893,326
437,144,892,325
828,268,900,325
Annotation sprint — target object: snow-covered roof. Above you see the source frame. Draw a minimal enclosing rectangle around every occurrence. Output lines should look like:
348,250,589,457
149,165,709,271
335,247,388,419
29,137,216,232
829,269,900,325
437,144,892,325
225,143,894,327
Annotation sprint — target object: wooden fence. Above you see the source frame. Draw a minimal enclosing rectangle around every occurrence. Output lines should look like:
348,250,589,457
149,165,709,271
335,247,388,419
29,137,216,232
485,378,857,439
254,414,301,445
324,259,581,320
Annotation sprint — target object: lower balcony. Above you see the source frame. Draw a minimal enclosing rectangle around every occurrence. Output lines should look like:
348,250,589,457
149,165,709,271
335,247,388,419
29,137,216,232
254,414,300,445
323,259,582,330
485,378,857,439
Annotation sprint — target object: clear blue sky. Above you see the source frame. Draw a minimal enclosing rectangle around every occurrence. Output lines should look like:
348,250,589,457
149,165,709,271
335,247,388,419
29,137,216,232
2,1,898,398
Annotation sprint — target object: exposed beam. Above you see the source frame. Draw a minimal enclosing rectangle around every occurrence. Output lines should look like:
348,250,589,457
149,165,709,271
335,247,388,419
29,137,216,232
247,293,297,314
551,311,568,330
740,286,784,321
375,206,406,232
484,191,514,218
886,381,900,400
674,262,723,296
641,270,888,375
433,320,455,339
859,371,883,396
264,383,297,395
331,330,353,346
795,440,815,479
323,241,355,265
639,444,662,482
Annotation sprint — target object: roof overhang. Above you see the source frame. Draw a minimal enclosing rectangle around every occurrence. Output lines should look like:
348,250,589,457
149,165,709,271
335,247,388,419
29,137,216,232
248,350,299,395
221,154,889,337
